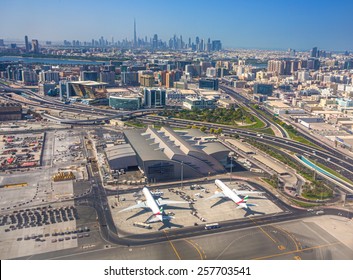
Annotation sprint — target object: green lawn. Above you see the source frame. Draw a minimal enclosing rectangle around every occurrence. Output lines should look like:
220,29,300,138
269,116,322,149
250,127,275,135
124,121,146,128
289,199,318,208
262,178,277,188
159,107,267,128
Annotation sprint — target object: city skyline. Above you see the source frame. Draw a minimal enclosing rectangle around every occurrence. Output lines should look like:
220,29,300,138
1,0,353,51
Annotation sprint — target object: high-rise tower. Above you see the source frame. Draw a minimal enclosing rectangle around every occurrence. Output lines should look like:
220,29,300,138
32,39,39,53
24,35,29,52
311,47,318,58
134,18,137,47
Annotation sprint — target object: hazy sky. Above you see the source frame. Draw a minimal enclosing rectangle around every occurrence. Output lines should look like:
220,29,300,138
1,0,353,51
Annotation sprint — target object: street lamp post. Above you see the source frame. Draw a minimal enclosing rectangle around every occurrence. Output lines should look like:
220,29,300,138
181,161,184,188
229,152,235,185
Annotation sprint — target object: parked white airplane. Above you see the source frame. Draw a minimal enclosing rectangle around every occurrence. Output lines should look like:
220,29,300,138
119,187,188,223
206,179,260,209
232,186,264,197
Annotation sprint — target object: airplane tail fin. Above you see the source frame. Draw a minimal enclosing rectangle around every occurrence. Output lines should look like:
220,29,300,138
244,195,249,202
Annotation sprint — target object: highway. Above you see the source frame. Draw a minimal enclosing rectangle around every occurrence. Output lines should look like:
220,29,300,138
2,78,351,165
219,83,353,166
0,81,122,117
220,84,288,137
0,81,164,124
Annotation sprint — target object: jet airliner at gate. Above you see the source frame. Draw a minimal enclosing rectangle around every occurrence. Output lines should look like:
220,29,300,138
119,187,189,223
207,179,263,209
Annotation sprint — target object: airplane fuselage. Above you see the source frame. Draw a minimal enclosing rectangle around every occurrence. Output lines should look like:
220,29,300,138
142,187,163,221
215,179,247,208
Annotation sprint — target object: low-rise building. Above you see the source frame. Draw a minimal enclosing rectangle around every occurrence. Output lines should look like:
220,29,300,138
109,95,142,110
217,99,237,109
167,89,197,100
253,83,273,95
183,96,216,110
199,78,219,90
0,102,22,121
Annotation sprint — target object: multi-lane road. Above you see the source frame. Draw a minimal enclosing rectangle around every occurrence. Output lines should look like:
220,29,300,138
220,84,289,137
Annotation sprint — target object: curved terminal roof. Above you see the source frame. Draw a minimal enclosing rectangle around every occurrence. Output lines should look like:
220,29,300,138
124,130,170,161
201,142,229,155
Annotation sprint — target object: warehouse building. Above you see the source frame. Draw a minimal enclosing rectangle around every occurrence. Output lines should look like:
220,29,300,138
182,129,231,166
105,144,138,171
123,126,229,181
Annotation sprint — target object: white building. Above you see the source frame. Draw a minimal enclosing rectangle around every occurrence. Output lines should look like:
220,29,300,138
298,70,310,82
206,67,217,78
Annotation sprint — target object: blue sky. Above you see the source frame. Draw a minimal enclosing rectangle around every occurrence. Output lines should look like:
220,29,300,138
1,0,353,51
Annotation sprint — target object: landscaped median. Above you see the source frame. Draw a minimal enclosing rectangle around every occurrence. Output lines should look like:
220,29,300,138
159,107,274,134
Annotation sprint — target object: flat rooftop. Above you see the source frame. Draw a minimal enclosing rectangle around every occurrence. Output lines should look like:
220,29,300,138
179,89,197,95
266,101,290,108
105,144,136,161
313,110,343,115
106,88,131,93
225,139,254,154
252,154,288,175
68,81,107,86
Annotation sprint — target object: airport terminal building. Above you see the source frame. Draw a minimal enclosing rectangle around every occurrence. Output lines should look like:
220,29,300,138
121,126,229,182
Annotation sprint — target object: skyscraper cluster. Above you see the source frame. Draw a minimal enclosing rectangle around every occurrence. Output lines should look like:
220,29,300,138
60,20,222,51
23,35,39,53
310,46,328,58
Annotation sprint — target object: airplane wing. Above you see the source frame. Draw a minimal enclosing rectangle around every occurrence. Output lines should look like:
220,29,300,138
233,190,264,196
118,201,149,212
245,203,258,207
205,192,226,200
158,199,189,206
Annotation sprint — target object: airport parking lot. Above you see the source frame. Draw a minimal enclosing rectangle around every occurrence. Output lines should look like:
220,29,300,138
0,203,100,259
0,132,44,171
0,126,98,259
110,180,283,235
0,204,79,259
